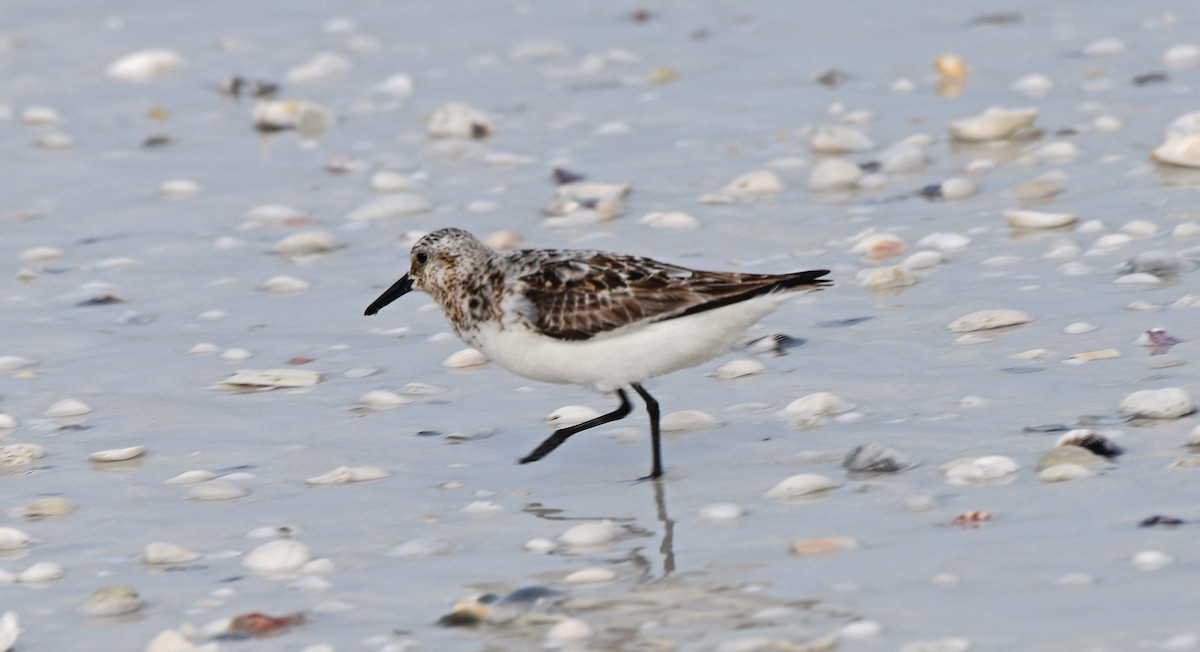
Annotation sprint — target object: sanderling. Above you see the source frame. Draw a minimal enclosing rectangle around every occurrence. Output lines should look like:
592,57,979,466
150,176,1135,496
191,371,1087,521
365,228,830,479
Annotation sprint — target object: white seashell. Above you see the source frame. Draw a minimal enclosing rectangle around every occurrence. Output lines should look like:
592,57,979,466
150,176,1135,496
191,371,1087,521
1082,37,1127,57
44,398,93,417
13,497,75,520
1062,322,1097,335
544,405,600,428
0,356,36,372
1038,463,1094,482
786,412,829,430
0,414,16,429
305,465,388,485
559,521,616,548
545,618,593,645
1011,73,1054,97
261,275,310,294
80,584,143,617
442,348,487,368
1013,348,1052,360
765,474,839,499
287,52,352,83
1053,573,1095,587
301,558,334,575
856,173,887,191
1035,142,1078,164
939,177,975,200
142,542,201,565
851,232,907,260
948,107,1039,142
107,49,181,82
0,446,40,472
810,125,874,154
144,629,201,652
1174,223,1200,239
89,446,146,463
902,251,944,270
0,570,14,586
1131,550,1173,571
346,194,432,221
1115,273,1161,285
947,309,1032,332
1043,242,1081,260
1091,233,1132,250
942,456,1019,485
935,53,968,80
699,503,745,521
1064,348,1122,364
899,638,971,652
461,500,503,516
18,562,64,583
377,73,415,98
243,540,313,573
1164,43,1200,70
709,359,766,380
187,343,219,355
879,144,926,174
0,611,16,652
428,102,493,139
273,231,339,257
1119,388,1195,419
808,158,863,191
858,266,918,290
1120,220,1159,238
244,204,305,224
524,537,558,554
1005,210,1077,230
218,368,320,388
661,410,720,432
158,179,201,199
357,390,412,408
917,232,970,251
386,538,457,559
839,621,883,641
165,470,216,485
1152,135,1200,168
219,348,253,361
891,78,916,94
778,392,855,416
370,170,414,193
564,568,616,584
252,100,334,136
639,211,698,229
1093,115,1123,132
186,480,248,501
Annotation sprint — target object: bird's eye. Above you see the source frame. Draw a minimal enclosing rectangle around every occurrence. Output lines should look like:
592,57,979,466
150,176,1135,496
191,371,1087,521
415,252,429,265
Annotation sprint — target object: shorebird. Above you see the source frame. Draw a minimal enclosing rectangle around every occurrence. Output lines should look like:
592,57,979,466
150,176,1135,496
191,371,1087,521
365,228,830,479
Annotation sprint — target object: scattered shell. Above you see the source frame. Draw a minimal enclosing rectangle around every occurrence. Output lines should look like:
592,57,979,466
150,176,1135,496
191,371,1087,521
243,540,314,574
143,630,202,652
940,177,976,200
778,392,856,416
698,503,745,521
357,390,412,408
461,500,503,516
942,456,1020,485
1065,348,1122,363
428,102,493,139
1061,322,1097,335
220,348,253,362
0,612,16,652
851,233,907,260
524,538,558,554
252,100,334,136
564,568,616,584
107,49,181,82
950,511,993,528
858,266,919,290
1163,43,1200,70
158,179,201,199
1012,179,1063,201
13,497,75,520
1037,445,1105,472
948,107,1039,142
709,359,766,380
287,52,352,83
790,537,857,556
639,211,698,229
918,232,970,251
44,398,93,417
900,638,972,652
1083,37,1127,57
843,443,917,473
1011,73,1054,97
839,621,883,641
0,528,34,550
18,562,65,584
187,343,219,355
947,309,1032,332
389,537,456,558
218,369,321,389
1057,429,1123,458
0,356,36,372
1121,251,1189,277
764,474,839,499
1005,210,1077,230
1131,550,1173,571
273,231,339,257
305,465,388,485
934,54,968,81
142,542,201,565
811,125,874,154
186,481,248,501
0,444,44,467
228,611,307,638
903,251,944,270
559,521,617,548
807,158,864,192
546,618,593,646
89,446,146,462
1038,463,1095,482
80,584,144,617
346,194,433,221
260,275,311,294
165,470,217,485
724,170,785,196
661,410,720,432
1120,388,1194,419
1152,135,1200,168
442,348,487,368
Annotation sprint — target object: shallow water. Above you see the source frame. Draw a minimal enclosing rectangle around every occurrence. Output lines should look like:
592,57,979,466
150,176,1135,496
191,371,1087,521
3,1,1200,650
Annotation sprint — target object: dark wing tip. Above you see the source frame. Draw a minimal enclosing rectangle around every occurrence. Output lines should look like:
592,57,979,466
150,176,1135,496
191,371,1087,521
781,269,832,288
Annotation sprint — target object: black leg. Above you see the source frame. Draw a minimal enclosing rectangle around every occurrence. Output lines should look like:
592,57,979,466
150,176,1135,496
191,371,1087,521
631,383,663,479
518,389,632,465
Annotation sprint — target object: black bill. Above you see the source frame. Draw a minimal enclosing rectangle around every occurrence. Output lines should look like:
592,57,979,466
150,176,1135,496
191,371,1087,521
364,274,414,316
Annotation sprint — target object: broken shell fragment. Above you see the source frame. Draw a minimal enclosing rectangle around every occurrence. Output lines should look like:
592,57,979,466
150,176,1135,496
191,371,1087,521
948,107,1039,142
242,540,314,574
89,446,146,463
218,369,321,389
942,456,1019,485
778,392,855,417
947,309,1032,332
80,584,144,617
44,398,93,417
709,359,766,380
1004,210,1077,230
273,231,340,257
858,266,918,290
0,444,45,467
764,473,839,499
790,537,857,556
357,390,412,408
141,542,202,565
107,49,181,82
427,102,493,139
305,465,388,485
559,521,616,548
1119,388,1195,419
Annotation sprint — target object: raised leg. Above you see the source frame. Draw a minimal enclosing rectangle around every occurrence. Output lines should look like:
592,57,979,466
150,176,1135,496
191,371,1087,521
519,389,632,465
631,383,663,479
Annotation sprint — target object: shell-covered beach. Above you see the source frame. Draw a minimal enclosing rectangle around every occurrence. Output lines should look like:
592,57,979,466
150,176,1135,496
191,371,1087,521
3,1,1200,650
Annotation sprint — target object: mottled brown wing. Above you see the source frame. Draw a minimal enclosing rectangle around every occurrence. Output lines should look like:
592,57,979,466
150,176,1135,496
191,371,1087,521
514,252,830,341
